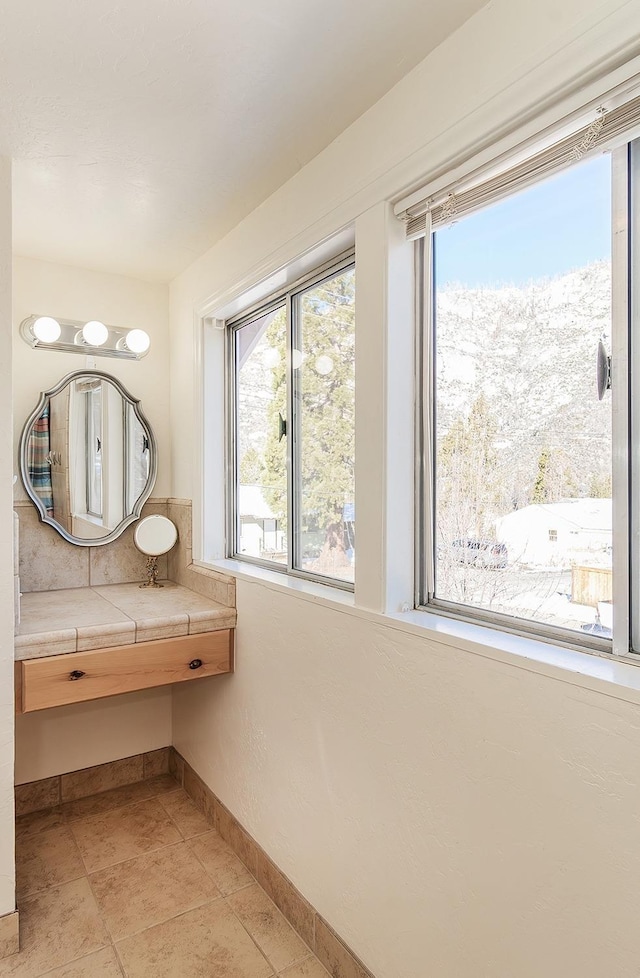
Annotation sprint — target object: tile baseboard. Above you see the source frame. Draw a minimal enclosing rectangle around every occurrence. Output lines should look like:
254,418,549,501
15,748,170,815
170,747,375,978
0,911,19,960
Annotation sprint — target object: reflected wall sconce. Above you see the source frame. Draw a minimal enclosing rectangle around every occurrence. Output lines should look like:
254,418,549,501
20,315,151,360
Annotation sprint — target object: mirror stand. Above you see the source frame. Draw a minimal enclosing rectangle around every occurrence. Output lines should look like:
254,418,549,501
141,555,163,589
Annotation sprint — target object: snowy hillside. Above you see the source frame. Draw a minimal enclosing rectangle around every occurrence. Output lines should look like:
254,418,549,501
436,260,612,509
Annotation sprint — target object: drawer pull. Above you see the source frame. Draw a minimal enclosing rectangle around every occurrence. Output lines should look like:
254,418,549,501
189,658,203,670
69,670,85,681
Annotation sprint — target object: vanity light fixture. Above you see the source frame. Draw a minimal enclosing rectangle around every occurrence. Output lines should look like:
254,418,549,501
20,315,151,360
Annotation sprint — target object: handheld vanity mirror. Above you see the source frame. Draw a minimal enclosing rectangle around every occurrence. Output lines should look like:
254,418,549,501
20,370,157,545
134,515,178,588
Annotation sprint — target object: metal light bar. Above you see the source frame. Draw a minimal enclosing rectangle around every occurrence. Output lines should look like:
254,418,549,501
19,315,151,360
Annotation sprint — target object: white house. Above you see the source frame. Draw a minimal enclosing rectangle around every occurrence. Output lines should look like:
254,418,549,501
496,498,612,567
237,484,285,559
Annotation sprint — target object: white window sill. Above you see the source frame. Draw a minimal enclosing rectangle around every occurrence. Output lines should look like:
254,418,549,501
203,558,640,707
200,558,356,609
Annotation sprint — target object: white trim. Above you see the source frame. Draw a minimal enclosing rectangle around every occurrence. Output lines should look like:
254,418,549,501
611,144,631,654
632,141,640,652
353,204,388,612
200,557,356,607
191,304,204,562
394,55,640,222
205,556,640,708
196,228,355,323
198,316,227,562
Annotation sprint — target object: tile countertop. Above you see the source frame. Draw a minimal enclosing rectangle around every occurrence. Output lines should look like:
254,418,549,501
15,582,237,660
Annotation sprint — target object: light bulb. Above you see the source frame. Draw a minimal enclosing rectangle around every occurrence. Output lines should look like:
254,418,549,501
32,316,61,343
291,349,305,369
82,320,108,346
125,329,150,354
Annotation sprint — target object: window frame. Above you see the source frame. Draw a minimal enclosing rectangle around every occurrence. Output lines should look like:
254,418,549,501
415,143,635,659
226,249,356,590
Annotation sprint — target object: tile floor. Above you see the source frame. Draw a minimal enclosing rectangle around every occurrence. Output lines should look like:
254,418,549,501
6,775,330,978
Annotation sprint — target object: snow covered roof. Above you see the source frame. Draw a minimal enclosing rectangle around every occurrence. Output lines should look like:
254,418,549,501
238,485,277,520
499,498,611,531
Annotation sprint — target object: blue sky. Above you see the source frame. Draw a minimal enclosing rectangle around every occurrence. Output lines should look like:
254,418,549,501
434,154,611,289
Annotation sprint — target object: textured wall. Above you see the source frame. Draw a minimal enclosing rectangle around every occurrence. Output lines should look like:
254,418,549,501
14,499,170,594
174,580,640,978
0,159,15,915
15,688,172,785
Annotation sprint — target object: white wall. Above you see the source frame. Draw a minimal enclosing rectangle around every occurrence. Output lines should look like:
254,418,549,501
13,257,173,781
13,256,171,499
169,2,640,977
15,688,172,784
174,581,640,978
0,159,16,916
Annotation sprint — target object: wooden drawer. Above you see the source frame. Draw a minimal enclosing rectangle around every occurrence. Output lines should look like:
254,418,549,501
19,630,234,713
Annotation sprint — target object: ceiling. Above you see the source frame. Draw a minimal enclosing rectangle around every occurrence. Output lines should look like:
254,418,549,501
2,0,486,282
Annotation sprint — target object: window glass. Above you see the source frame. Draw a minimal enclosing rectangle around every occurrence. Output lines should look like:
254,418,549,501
432,155,612,637
126,403,150,511
235,305,288,564
87,387,103,518
294,268,356,582
229,257,355,587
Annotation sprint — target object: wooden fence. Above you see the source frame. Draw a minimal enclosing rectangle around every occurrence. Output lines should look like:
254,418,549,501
571,565,612,608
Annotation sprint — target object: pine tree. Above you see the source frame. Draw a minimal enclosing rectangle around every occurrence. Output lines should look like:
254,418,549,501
259,271,355,573
532,448,551,504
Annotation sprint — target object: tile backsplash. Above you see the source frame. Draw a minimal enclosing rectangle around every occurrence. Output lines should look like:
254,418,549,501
14,497,235,607
14,498,169,593
167,499,235,608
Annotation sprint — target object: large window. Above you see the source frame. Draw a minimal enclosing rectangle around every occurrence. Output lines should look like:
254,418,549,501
228,255,355,587
416,122,640,654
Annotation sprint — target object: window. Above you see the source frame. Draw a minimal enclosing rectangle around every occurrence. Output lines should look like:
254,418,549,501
86,385,103,518
411,96,640,655
126,402,150,512
228,255,355,587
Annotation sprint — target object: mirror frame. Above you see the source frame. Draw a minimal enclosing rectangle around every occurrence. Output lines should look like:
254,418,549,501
19,369,158,547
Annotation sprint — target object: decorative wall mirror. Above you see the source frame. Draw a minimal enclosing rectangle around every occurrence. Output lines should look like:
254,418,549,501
20,370,157,546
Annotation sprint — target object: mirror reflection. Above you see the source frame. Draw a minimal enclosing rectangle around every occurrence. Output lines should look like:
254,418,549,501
21,371,156,545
